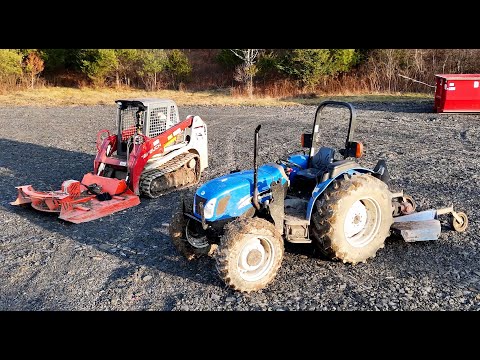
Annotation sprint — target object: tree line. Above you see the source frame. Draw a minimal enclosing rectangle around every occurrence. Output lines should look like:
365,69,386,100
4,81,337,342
1,49,479,95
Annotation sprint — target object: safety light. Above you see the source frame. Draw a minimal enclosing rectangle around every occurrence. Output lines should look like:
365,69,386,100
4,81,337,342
301,133,312,148
355,142,363,158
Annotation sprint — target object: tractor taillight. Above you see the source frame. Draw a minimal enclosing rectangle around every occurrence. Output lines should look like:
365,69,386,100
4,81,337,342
301,133,312,148
355,142,364,158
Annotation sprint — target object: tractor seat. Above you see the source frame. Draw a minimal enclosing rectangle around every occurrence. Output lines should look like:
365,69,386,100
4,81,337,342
296,147,359,183
296,147,335,180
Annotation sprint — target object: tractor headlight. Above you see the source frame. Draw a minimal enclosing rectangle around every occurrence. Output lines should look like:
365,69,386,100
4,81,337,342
203,198,217,219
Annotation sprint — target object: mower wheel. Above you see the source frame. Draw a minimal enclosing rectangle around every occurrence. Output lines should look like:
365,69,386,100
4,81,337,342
452,212,468,232
392,194,416,216
403,194,416,213
310,173,393,264
215,217,284,293
169,194,215,260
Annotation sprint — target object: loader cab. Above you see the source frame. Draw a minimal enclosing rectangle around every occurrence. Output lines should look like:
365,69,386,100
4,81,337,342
115,98,180,157
288,101,364,198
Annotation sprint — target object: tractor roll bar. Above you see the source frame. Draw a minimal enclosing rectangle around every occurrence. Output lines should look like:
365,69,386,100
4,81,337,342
308,101,358,167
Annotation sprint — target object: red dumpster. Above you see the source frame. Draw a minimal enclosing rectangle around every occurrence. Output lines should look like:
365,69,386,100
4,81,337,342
434,74,480,113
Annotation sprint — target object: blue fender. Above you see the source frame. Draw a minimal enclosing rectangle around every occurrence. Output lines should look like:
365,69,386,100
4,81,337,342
305,167,375,221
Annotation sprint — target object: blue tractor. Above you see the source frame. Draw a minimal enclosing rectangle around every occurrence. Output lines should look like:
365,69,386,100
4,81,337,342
169,101,466,293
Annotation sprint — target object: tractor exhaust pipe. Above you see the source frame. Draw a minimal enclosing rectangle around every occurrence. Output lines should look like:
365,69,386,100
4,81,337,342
253,125,261,211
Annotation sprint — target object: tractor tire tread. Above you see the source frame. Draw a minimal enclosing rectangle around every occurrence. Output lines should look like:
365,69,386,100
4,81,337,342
311,173,393,264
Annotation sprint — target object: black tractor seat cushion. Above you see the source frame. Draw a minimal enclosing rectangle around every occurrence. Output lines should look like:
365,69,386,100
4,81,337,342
311,146,335,169
295,146,335,180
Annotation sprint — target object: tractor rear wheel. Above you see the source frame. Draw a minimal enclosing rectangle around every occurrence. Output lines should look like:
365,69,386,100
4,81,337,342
169,195,215,260
310,173,393,264
215,217,284,293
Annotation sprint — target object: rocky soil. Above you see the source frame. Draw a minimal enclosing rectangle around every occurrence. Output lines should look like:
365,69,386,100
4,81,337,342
0,100,479,310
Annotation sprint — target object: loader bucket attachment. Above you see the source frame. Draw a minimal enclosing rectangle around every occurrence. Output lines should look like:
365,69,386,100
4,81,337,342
11,174,141,224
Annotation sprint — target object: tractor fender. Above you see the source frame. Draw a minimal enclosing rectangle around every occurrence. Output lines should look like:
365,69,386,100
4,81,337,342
305,167,374,221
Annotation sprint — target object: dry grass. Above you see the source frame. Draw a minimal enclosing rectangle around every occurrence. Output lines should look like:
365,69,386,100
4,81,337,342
0,86,433,107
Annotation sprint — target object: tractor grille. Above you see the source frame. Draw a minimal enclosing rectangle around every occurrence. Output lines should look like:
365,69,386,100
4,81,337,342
148,106,168,137
120,107,138,140
195,195,207,215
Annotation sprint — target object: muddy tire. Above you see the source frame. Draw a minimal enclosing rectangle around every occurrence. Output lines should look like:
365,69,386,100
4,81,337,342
169,195,214,260
215,217,284,293
310,173,393,264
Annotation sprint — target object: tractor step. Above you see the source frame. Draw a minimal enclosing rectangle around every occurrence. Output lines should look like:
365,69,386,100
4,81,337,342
284,214,309,226
284,214,310,243
286,238,312,244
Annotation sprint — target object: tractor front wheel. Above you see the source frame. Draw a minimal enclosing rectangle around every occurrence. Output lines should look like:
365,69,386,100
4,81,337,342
169,196,215,260
310,173,393,264
215,218,284,293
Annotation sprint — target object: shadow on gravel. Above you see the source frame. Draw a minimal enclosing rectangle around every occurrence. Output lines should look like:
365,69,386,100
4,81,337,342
0,138,93,195
0,138,220,289
0,287,73,311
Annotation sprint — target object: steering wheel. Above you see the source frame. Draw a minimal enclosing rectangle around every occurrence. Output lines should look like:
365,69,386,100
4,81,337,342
277,158,303,169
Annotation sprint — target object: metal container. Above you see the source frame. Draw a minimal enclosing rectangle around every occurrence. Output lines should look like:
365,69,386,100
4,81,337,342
434,74,480,112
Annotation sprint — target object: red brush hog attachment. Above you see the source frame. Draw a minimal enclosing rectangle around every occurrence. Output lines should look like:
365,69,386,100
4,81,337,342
11,173,140,224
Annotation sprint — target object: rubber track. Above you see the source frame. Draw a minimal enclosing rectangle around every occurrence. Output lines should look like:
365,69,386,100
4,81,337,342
140,152,200,198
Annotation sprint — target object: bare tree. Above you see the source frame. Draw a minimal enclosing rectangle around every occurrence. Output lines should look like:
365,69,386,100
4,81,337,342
23,52,44,89
230,49,262,97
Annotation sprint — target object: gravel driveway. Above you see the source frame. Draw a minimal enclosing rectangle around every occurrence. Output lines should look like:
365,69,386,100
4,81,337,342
1,100,479,310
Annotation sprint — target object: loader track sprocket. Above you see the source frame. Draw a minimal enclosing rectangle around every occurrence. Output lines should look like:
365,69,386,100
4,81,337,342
140,152,201,198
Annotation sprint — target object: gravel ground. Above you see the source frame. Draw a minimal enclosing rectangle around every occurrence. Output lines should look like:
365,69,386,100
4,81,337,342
1,100,479,311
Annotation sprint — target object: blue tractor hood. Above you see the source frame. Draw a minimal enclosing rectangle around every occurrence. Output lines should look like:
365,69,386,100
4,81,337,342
193,163,288,221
